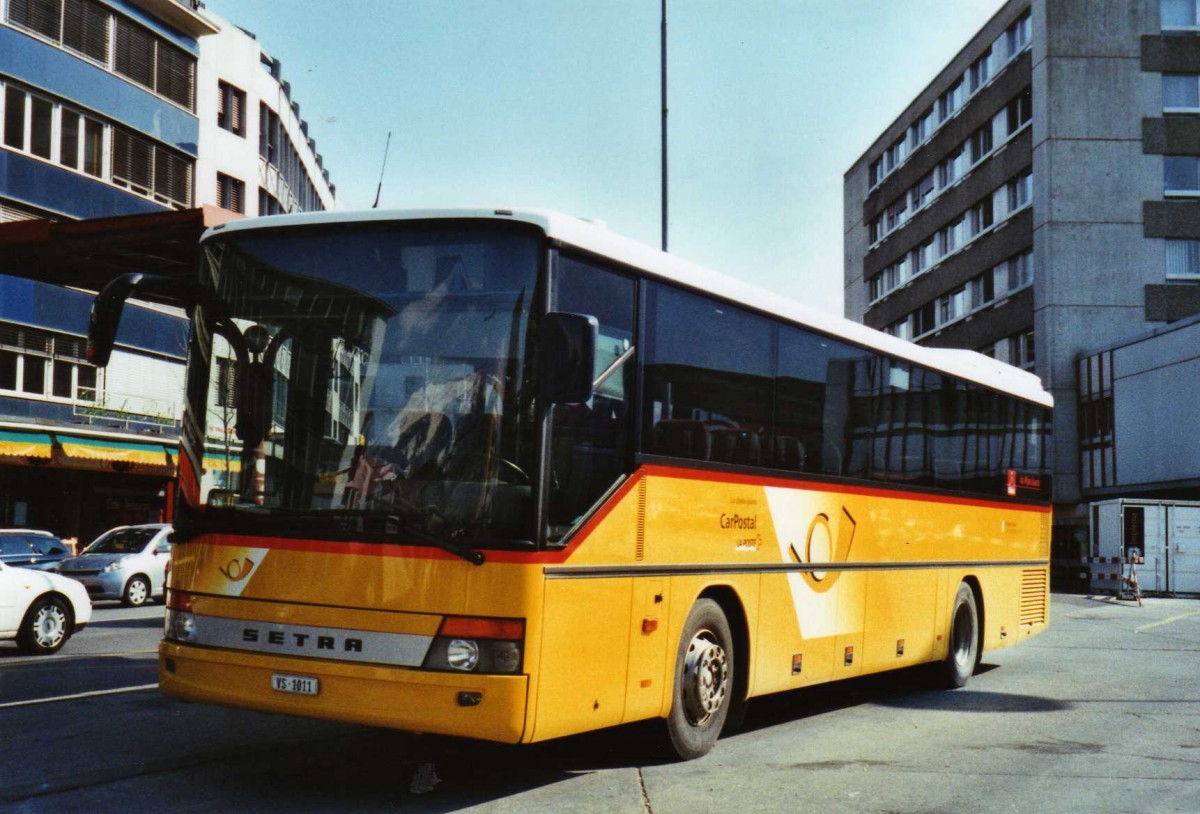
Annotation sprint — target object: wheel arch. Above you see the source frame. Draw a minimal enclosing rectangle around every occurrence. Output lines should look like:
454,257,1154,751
19,590,76,632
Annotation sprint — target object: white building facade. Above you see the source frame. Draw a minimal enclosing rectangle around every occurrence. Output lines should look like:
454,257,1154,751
195,9,337,217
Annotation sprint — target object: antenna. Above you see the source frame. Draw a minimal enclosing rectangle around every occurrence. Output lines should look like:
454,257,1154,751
372,131,392,209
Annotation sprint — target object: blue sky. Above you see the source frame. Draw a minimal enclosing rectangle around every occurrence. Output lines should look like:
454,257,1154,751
203,0,1006,316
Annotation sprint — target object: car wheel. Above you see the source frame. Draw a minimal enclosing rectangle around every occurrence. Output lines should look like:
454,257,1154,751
123,575,151,607
17,596,72,655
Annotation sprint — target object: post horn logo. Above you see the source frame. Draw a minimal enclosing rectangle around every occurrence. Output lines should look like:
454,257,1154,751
788,506,857,593
219,557,256,582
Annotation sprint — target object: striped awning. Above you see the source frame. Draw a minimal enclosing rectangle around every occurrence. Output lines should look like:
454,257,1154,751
203,453,243,473
0,429,54,459
57,434,173,467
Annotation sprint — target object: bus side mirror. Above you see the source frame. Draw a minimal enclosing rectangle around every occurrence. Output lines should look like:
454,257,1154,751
88,273,160,368
89,273,230,368
539,312,598,404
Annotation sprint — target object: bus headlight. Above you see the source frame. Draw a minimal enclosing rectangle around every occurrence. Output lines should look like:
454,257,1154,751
446,639,480,671
164,589,197,643
164,609,197,642
421,616,524,674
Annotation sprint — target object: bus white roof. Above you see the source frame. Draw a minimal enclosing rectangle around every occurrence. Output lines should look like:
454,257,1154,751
205,208,1053,408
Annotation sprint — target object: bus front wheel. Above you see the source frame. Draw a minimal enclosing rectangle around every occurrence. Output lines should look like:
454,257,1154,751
665,598,733,760
939,582,980,689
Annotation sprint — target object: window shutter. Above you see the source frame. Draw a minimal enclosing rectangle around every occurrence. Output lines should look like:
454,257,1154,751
112,129,153,193
8,0,62,41
115,17,155,90
62,0,110,63
231,89,242,134
156,42,195,109
154,148,192,208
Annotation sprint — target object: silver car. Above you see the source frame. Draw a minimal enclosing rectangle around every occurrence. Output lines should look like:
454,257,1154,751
56,524,172,607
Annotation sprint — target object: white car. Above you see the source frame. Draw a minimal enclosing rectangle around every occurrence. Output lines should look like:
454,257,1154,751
0,560,93,655
56,524,171,607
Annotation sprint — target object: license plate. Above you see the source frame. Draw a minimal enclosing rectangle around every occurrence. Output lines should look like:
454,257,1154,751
271,673,319,696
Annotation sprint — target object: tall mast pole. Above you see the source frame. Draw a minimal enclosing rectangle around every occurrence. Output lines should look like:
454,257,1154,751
661,0,668,252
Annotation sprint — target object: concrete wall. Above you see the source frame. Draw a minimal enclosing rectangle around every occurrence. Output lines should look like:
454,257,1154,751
1031,0,1160,510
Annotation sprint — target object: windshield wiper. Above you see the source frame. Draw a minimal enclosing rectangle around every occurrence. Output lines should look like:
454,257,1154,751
386,515,485,566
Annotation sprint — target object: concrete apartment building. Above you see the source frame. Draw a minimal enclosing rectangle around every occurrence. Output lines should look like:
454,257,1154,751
0,0,335,541
844,0,1200,556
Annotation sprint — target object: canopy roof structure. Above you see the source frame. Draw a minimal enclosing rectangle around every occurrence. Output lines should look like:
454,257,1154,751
0,206,239,300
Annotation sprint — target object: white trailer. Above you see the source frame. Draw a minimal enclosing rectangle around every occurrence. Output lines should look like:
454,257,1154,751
1089,499,1200,594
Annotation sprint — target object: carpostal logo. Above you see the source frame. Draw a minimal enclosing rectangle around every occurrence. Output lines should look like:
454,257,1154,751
719,513,758,530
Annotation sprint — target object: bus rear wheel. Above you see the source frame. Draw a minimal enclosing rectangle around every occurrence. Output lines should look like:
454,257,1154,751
665,599,733,760
939,582,980,689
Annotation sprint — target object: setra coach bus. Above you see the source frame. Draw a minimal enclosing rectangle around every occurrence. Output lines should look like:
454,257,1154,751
88,209,1052,759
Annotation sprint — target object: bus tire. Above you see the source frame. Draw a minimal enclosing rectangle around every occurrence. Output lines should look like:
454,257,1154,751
940,582,979,689
665,599,733,760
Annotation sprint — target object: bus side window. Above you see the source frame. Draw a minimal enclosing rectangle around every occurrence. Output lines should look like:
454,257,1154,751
776,325,860,474
642,283,772,466
546,254,636,540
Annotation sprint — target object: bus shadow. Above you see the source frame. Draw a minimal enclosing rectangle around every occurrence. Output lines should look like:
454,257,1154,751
734,663,1067,732
189,664,1068,812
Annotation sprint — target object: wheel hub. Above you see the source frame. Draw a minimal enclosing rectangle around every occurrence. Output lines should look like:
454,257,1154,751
35,605,66,648
681,629,728,725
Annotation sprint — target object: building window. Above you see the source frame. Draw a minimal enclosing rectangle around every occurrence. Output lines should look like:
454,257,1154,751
217,81,246,136
1006,88,1032,134
217,173,245,213
1164,155,1200,194
112,129,193,208
1007,170,1032,211
112,129,153,194
111,14,195,110
996,331,1035,369
969,47,993,93
969,271,995,310
3,86,27,150
62,0,110,63
6,0,62,40
869,215,883,245
258,187,284,215
1164,74,1200,110
0,323,97,401
1008,249,1034,290
967,124,993,165
1165,238,1200,278
937,287,968,327
58,108,104,176
967,197,994,237
7,0,192,109
1163,0,1200,28
938,80,964,123
29,95,52,159
911,171,935,211
1005,12,1032,56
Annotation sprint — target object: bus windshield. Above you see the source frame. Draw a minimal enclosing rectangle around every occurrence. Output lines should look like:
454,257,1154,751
181,221,541,547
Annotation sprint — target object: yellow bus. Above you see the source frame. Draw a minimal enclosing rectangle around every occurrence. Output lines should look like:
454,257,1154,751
89,209,1052,759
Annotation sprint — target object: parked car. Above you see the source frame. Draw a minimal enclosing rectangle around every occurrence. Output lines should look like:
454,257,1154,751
0,529,72,571
0,560,92,654
56,524,172,607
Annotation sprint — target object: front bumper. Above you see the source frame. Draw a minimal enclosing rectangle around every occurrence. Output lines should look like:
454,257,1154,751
68,571,129,601
159,641,530,743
